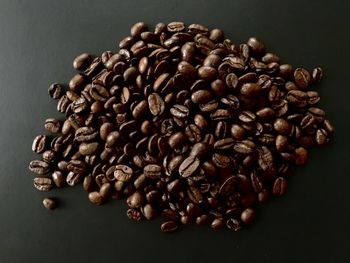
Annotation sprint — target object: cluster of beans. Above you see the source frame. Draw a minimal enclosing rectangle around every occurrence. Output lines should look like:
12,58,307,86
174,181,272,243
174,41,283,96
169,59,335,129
29,22,334,232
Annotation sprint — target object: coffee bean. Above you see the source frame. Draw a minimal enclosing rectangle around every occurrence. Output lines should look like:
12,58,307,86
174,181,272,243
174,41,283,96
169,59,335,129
179,156,200,178
240,83,261,97
44,118,61,134
247,37,265,55
48,83,63,99
226,218,242,231
29,160,50,175
66,172,83,186
294,68,311,89
42,198,56,210
75,127,99,142
131,22,148,38
191,90,213,104
312,67,323,83
114,165,133,182
167,21,185,32
161,221,178,232
42,150,56,163
52,171,65,188
144,164,162,179
73,53,92,70
148,93,165,116
79,142,99,155
272,177,287,196
127,191,145,208
32,135,47,154
240,207,256,225
88,191,104,205
219,176,237,196
57,95,70,113
34,177,53,191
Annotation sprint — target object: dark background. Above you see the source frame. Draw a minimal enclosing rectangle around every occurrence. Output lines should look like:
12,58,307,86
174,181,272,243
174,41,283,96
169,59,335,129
0,0,349,262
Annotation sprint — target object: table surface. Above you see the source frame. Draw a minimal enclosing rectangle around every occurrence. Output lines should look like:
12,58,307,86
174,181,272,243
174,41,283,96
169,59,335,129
0,0,349,262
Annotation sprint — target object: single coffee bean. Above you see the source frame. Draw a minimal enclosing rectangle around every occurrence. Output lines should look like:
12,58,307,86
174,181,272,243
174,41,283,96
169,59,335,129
44,118,61,134
191,90,213,104
130,22,148,38
240,207,256,225
88,191,104,205
148,93,165,116
142,204,157,220
33,177,53,191
79,142,99,155
114,165,133,182
48,83,63,99
127,191,145,208
167,21,185,32
240,83,261,97
272,177,287,196
312,67,323,83
52,171,65,188
247,37,265,55
294,68,311,89
69,73,86,92
161,221,178,232
42,150,56,163
73,53,92,70
179,156,200,178
144,164,162,179
29,160,50,175
66,172,83,186
32,135,47,154
42,198,56,210
226,218,242,231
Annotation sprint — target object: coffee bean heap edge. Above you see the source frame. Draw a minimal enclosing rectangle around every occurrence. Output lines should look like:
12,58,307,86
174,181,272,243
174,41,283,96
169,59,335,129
29,22,335,232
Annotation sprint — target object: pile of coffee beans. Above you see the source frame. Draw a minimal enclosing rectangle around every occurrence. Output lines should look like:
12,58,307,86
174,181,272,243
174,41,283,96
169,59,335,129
29,22,334,232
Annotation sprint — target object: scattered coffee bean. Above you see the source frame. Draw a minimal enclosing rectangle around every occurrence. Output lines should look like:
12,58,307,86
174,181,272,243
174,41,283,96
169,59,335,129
42,198,56,210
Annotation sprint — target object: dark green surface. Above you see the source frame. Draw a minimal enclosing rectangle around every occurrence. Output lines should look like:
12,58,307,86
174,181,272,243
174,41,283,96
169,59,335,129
0,0,349,262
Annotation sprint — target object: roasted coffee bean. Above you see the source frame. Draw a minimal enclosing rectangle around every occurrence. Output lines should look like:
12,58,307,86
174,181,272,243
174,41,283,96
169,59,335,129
272,177,287,196
312,67,323,83
48,83,63,99
144,164,162,179
294,68,311,89
66,172,83,186
44,118,61,134
88,191,104,205
191,90,213,104
148,93,165,116
226,218,242,231
29,160,50,175
179,156,200,178
75,127,98,142
247,37,265,55
161,221,178,232
69,73,86,92
167,21,185,32
57,95,70,113
42,198,56,210
42,150,56,163
32,135,47,154
34,177,53,191
114,165,133,182
52,171,65,188
73,53,92,70
240,207,256,225
79,142,99,155
240,83,261,97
